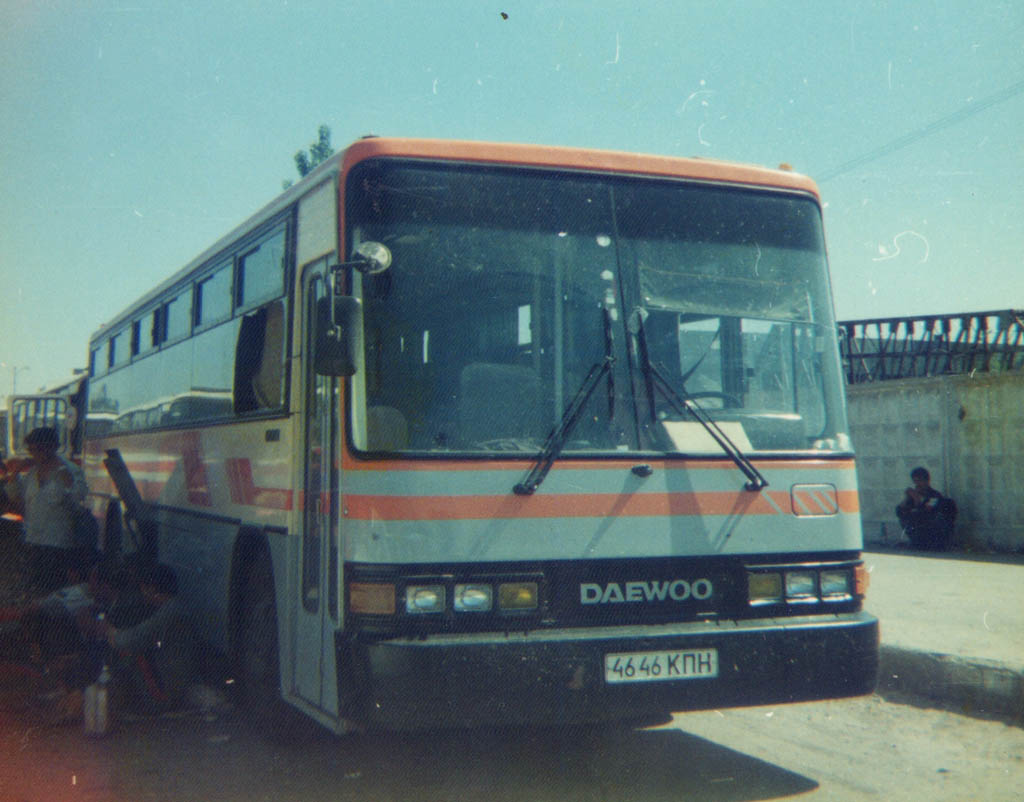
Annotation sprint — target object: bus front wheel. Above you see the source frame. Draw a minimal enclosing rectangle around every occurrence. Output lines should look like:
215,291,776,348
239,553,285,729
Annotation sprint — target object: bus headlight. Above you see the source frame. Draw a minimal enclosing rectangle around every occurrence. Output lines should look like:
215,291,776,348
454,584,493,612
406,585,445,614
784,570,817,601
747,563,863,607
820,570,853,600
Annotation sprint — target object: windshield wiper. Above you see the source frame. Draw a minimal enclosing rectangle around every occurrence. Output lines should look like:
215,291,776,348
514,308,615,496
631,310,767,492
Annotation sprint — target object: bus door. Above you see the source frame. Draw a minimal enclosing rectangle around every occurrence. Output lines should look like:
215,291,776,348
291,265,341,717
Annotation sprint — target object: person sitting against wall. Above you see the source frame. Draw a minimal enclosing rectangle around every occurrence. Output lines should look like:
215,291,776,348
895,467,957,551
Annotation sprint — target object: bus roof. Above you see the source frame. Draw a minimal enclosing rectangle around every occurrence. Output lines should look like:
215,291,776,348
91,137,819,342
341,137,820,197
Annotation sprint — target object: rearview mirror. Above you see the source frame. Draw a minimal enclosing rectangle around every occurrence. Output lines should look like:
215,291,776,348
352,241,391,275
335,241,392,276
314,295,363,377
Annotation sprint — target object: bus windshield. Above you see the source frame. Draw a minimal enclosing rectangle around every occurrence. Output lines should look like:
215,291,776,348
347,160,849,456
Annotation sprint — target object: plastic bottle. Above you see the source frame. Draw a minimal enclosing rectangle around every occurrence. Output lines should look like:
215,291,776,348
84,614,110,736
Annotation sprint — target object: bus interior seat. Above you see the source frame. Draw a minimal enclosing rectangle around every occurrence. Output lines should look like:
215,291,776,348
458,363,543,446
252,301,285,409
366,406,409,451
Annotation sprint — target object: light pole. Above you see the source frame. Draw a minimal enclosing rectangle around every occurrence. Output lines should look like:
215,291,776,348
0,363,29,396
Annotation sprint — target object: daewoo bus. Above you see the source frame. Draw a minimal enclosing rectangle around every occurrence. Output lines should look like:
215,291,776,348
81,137,878,732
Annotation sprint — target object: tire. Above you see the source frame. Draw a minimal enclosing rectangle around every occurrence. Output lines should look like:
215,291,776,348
238,552,286,730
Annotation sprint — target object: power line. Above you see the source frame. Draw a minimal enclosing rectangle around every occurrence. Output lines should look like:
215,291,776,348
818,77,1024,182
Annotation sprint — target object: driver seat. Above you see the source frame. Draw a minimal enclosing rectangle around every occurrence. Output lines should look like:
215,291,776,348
458,363,544,446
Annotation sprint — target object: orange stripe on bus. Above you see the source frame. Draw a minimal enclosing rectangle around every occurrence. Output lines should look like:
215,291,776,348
344,489,859,521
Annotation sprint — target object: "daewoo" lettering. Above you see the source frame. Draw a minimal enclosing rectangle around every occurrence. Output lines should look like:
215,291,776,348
579,579,713,604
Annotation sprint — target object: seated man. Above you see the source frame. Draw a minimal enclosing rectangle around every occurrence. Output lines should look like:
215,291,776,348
0,558,150,723
101,563,198,716
0,552,103,668
895,467,957,551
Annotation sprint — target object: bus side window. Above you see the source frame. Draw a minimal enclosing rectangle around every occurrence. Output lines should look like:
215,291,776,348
238,230,286,308
234,300,286,414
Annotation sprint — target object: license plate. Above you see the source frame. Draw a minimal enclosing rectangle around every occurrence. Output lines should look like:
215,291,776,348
604,648,718,683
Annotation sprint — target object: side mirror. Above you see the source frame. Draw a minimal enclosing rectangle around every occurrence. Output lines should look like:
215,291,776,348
351,241,391,275
314,295,363,377
336,241,392,276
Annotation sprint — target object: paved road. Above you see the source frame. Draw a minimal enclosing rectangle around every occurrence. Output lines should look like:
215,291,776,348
1,694,1022,801
3,536,1022,799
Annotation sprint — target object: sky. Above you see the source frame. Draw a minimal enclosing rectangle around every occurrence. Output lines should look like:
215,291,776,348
2,0,1022,397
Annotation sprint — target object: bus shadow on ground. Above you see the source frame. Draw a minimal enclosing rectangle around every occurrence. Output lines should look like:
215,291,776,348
224,714,819,802
381,726,816,801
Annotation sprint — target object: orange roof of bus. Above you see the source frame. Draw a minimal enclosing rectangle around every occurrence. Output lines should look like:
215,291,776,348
91,137,821,342
340,137,821,198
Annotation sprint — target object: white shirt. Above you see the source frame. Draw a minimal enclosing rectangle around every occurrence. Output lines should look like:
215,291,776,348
9,457,88,549
38,582,93,615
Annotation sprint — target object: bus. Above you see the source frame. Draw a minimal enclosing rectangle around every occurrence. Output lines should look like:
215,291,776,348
5,373,86,460
81,137,878,733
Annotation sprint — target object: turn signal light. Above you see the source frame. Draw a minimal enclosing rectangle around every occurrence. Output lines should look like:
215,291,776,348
854,564,870,596
349,582,396,615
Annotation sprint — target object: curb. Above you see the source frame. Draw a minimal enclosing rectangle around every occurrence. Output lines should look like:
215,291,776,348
877,644,1024,723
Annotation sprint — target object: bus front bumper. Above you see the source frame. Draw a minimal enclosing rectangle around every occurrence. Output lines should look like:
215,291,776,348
339,611,879,731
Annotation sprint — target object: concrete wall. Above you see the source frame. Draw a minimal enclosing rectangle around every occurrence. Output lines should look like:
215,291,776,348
846,371,1024,552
